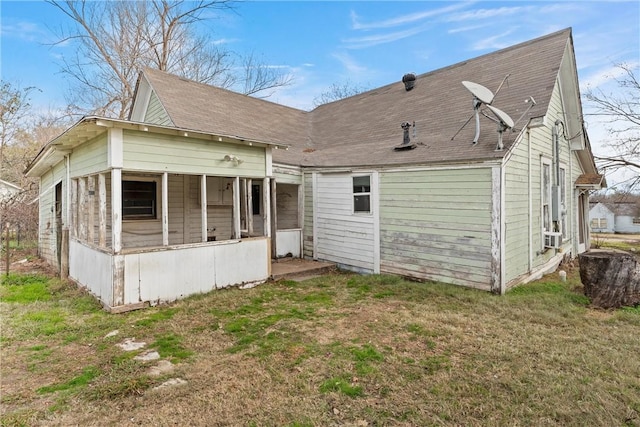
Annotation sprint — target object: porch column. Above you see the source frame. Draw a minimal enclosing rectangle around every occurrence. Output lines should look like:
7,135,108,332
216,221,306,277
78,177,87,241
162,172,169,246
111,169,122,253
270,179,277,258
201,175,207,242
98,173,107,248
233,177,241,239
70,179,78,238
247,179,253,236
263,177,271,238
87,175,95,244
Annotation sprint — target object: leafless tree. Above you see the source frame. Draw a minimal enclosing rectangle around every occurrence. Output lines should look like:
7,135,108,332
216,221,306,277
313,79,369,107
0,81,39,180
584,63,640,192
48,1,292,119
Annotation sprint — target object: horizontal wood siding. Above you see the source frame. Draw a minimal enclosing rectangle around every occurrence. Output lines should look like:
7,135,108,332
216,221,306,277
379,168,493,290
144,91,172,126
70,134,108,177
122,130,266,177
315,174,374,272
274,165,302,185
303,173,313,257
37,164,66,269
276,183,299,229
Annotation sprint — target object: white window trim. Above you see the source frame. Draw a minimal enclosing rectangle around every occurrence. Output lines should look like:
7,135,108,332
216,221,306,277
122,174,162,222
352,174,372,215
541,157,552,236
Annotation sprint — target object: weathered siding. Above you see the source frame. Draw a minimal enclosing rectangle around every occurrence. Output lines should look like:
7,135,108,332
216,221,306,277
303,173,314,258
314,173,375,273
70,134,108,177
503,79,585,284
274,165,302,185
144,91,172,126
37,162,68,269
276,183,299,229
122,130,266,177
379,168,493,290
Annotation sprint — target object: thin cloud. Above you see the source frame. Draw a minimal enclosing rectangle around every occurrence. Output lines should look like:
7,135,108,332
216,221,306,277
581,62,640,90
331,52,367,75
350,2,472,30
447,23,490,34
445,6,524,22
1,20,49,43
211,38,238,46
470,29,517,50
342,24,430,49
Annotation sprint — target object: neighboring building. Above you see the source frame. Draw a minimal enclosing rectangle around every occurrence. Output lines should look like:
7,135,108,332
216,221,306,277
590,201,640,234
0,179,21,202
27,28,604,311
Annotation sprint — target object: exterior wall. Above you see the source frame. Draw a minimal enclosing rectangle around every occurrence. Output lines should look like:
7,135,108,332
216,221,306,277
303,173,314,258
37,162,68,269
122,237,269,305
313,173,376,273
589,203,615,233
276,183,299,229
122,130,266,177
69,134,108,177
615,216,640,233
503,79,584,285
144,91,172,126
379,168,493,290
69,240,114,305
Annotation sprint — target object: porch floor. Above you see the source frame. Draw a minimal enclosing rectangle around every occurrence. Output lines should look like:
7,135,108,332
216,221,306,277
271,258,335,281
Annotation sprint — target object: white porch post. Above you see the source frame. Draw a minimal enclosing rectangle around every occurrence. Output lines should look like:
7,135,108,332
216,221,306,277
111,169,122,253
162,172,169,246
247,179,253,236
78,177,87,241
70,178,78,238
87,175,95,244
270,178,277,258
263,177,271,238
233,177,241,239
98,173,107,248
201,175,207,242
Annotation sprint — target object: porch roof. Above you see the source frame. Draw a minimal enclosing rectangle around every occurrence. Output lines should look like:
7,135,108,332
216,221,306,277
25,116,289,177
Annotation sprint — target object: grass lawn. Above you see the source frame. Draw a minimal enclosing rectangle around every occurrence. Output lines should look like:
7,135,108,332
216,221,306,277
1,263,639,426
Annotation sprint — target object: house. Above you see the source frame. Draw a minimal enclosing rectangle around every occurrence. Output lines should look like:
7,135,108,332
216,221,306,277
0,179,21,202
590,201,640,233
27,28,604,311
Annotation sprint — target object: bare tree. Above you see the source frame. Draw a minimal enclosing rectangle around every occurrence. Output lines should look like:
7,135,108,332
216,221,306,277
313,79,369,107
48,0,292,119
584,63,640,191
0,81,39,180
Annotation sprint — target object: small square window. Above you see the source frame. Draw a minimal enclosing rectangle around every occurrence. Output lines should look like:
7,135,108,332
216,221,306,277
353,175,371,213
123,180,157,219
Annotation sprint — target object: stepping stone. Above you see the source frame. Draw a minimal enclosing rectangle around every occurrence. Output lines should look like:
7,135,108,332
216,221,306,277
104,330,119,338
147,360,175,377
134,351,160,361
117,338,146,351
152,378,187,391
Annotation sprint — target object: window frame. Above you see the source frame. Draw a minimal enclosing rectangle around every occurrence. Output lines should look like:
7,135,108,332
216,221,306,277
541,158,552,234
122,175,161,221
352,175,372,214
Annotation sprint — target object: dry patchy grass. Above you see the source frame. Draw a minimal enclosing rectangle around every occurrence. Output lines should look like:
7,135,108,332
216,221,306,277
1,264,639,426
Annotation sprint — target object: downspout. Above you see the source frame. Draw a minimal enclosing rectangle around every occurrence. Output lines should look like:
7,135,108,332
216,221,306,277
527,128,532,272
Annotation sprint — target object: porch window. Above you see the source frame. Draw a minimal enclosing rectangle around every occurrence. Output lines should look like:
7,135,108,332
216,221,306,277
353,175,371,213
122,180,157,219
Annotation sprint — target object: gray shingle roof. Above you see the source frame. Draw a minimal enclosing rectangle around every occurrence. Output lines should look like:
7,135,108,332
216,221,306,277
142,28,573,168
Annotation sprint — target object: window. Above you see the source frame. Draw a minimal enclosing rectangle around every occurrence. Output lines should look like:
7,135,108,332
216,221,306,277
590,218,607,229
122,180,157,219
353,175,371,213
633,217,640,225
251,184,261,215
559,167,566,238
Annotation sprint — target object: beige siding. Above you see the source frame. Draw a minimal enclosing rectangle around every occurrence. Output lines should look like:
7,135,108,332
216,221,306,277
70,134,108,177
379,168,493,290
122,130,266,177
274,165,302,185
144,91,172,126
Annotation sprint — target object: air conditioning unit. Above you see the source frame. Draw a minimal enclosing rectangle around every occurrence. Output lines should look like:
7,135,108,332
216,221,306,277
544,231,562,249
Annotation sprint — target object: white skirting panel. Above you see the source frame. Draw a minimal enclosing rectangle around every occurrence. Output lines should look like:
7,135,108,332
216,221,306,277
69,240,114,306
276,229,301,258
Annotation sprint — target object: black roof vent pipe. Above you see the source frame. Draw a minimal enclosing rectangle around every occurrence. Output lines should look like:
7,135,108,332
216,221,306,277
402,73,416,91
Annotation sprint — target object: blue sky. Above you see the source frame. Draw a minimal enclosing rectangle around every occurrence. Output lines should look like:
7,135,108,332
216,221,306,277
1,1,639,183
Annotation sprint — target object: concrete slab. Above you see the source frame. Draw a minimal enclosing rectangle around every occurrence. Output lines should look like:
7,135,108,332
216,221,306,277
271,258,335,281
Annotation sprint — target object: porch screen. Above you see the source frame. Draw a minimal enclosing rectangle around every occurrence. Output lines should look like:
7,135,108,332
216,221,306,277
122,180,157,219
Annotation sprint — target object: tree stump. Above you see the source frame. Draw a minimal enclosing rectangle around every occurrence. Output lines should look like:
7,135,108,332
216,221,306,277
579,251,640,309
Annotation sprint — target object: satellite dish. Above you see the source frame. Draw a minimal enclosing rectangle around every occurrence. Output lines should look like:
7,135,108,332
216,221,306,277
486,105,514,128
462,81,494,105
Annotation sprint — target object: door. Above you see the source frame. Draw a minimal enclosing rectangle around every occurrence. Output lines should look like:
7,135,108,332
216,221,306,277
55,182,63,269
578,193,587,253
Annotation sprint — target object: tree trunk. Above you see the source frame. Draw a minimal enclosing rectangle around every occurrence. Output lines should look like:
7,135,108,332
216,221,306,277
579,251,640,309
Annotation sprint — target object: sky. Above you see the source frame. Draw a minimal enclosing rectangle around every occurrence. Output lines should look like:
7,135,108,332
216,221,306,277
1,0,639,186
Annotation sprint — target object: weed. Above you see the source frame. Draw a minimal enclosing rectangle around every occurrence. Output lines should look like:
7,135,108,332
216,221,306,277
319,377,363,397
135,308,178,327
37,366,99,394
150,334,193,362
0,274,51,303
